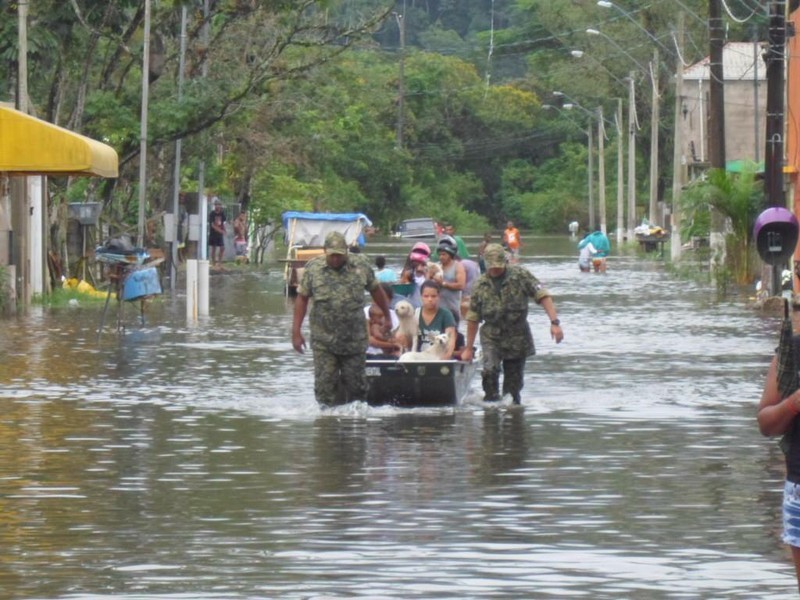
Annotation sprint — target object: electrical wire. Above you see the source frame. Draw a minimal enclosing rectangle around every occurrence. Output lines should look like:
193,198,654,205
670,0,708,25
484,0,495,96
720,0,761,24
671,30,691,67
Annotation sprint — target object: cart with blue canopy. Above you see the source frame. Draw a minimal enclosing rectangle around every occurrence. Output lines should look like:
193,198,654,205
281,211,372,296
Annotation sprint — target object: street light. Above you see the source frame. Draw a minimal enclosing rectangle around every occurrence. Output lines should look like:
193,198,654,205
554,91,615,128
542,102,583,130
571,49,628,87
596,1,672,55
586,28,647,73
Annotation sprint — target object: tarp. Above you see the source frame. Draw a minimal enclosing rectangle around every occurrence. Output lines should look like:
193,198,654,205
578,231,611,257
282,211,372,247
726,159,764,174
0,105,118,177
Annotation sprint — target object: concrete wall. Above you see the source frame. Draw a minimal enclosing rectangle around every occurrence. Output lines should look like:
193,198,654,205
679,78,766,169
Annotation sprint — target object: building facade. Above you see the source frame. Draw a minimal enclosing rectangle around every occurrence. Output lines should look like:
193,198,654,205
679,41,767,179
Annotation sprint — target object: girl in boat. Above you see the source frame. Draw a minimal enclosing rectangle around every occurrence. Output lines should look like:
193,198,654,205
416,279,458,360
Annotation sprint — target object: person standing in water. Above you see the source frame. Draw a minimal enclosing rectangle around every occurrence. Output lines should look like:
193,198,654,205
292,232,392,406
461,244,563,404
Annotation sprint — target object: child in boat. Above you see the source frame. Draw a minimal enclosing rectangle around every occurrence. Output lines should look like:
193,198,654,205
365,284,409,356
416,279,458,360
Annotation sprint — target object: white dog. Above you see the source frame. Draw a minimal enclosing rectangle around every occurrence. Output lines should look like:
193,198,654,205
392,299,418,352
397,332,450,362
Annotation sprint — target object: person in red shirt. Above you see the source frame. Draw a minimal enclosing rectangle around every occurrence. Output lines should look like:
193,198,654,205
503,221,521,259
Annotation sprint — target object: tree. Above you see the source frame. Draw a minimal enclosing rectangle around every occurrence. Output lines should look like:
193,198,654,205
679,167,763,284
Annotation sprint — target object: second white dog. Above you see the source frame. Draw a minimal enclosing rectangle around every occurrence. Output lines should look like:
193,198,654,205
397,332,450,362
393,299,418,352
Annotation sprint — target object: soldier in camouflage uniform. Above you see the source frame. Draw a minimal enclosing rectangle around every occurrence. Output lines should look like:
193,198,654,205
292,231,392,406
461,243,564,404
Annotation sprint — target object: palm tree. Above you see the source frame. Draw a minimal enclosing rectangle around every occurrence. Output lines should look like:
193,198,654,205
680,166,762,284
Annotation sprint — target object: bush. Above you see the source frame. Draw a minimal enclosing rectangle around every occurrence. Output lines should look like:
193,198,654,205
0,266,11,314
679,167,762,284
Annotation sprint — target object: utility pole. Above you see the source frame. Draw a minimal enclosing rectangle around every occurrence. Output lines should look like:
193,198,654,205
627,73,637,239
198,0,210,263
588,120,595,231
197,0,210,317
170,6,188,291
12,0,30,307
708,0,726,169
648,48,660,227
137,0,151,247
671,12,685,262
764,0,786,295
597,106,607,235
616,98,625,245
764,0,785,208
18,1,27,114
753,26,760,164
395,1,406,150
708,0,727,284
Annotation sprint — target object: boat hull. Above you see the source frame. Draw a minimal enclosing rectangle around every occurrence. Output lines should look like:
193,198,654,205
363,359,478,407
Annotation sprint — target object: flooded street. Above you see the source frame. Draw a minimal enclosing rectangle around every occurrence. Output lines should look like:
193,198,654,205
0,235,795,598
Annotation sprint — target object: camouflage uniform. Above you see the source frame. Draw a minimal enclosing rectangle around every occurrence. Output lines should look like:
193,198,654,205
299,251,377,406
466,263,551,403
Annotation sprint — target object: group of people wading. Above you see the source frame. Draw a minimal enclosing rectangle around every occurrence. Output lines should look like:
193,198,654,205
291,229,563,408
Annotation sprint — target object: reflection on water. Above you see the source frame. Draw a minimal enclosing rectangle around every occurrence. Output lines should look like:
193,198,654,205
0,237,796,598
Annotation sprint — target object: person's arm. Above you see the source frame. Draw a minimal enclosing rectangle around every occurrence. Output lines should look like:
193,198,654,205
444,325,457,359
460,320,479,362
369,284,393,335
443,262,466,292
292,294,309,353
758,355,800,436
538,296,564,344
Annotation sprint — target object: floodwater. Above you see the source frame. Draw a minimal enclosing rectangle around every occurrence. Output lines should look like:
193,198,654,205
0,235,795,599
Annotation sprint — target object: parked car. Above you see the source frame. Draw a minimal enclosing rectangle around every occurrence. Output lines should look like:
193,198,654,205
394,217,439,239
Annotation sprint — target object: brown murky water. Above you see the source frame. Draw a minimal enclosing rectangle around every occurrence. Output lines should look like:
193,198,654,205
0,235,794,598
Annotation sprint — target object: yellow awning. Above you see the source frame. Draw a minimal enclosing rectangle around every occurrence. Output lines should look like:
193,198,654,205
0,105,118,178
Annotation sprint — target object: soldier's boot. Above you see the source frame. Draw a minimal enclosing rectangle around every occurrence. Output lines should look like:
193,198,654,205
502,359,524,405
482,371,501,402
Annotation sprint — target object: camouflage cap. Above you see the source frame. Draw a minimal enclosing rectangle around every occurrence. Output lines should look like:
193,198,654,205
324,231,348,255
483,243,507,268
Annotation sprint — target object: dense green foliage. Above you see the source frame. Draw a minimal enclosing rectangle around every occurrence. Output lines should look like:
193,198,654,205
679,167,763,284
0,265,9,313
1,0,764,238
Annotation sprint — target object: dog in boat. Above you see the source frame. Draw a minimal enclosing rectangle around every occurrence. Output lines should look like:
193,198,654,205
397,332,450,362
393,299,418,352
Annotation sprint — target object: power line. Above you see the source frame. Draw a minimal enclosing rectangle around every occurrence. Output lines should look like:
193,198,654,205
720,0,762,23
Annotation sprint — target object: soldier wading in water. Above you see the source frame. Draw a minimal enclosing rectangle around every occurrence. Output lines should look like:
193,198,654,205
292,231,392,406
461,243,564,404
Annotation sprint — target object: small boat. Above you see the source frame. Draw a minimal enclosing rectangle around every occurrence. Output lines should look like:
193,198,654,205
363,358,479,407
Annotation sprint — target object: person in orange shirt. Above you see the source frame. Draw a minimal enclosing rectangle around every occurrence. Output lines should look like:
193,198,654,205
503,221,521,259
